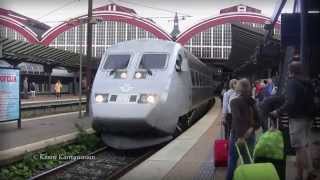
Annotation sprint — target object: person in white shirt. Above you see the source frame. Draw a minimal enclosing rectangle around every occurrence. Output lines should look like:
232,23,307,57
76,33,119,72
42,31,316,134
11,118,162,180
221,79,238,139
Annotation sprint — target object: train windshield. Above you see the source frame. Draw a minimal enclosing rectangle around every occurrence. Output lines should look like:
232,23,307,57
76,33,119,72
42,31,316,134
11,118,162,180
139,53,167,69
103,54,130,69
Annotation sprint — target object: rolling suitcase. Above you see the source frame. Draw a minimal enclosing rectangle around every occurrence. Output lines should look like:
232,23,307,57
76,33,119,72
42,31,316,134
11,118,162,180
214,122,228,167
234,142,280,180
254,117,286,180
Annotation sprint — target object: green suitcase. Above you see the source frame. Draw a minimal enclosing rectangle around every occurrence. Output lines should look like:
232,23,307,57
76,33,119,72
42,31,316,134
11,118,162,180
233,142,280,180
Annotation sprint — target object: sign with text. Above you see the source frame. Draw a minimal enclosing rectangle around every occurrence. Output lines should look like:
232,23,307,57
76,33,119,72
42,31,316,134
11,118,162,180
0,68,20,123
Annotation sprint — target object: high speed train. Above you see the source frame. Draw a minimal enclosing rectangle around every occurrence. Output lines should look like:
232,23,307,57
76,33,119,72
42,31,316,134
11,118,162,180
90,39,216,149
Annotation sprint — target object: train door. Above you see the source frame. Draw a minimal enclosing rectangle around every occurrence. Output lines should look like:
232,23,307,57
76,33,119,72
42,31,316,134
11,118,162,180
175,51,191,114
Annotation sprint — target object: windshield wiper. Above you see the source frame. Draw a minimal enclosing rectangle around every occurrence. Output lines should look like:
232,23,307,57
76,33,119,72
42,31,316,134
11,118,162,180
140,61,153,75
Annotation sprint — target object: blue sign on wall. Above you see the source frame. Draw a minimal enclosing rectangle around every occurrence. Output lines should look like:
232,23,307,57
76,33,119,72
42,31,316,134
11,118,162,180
0,68,20,123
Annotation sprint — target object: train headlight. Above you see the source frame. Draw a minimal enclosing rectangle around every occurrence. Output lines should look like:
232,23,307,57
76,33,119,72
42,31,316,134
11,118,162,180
114,71,128,79
135,72,142,79
120,72,127,79
95,94,108,103
134,71,146,79
146,95,155,104
138,94,158,104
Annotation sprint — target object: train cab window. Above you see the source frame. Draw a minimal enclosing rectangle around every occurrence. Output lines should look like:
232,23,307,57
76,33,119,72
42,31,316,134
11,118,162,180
103,54,131,70
139,53,167,69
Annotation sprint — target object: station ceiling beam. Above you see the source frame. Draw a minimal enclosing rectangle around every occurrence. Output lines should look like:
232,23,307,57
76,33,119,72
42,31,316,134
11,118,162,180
0,37,99,69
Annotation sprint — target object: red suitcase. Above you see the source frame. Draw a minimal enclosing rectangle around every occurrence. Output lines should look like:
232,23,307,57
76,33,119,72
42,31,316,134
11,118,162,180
214,139,229,167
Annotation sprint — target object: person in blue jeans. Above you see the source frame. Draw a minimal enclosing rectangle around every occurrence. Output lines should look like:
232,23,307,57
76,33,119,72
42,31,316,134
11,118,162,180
226,78,261,180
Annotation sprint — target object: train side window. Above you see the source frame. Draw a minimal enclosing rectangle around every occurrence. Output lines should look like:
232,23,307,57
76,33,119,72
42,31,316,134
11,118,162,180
196,72,200,86
191,70,196,86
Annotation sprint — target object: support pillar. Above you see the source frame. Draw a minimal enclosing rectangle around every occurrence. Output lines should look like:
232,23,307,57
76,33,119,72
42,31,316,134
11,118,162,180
44,65,53,93
300,0,309,75
73,72,77,95
85,0,93,115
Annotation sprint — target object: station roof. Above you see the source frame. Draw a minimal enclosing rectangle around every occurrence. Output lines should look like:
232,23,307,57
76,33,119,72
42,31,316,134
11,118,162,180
0,37,99,69
226,23,280,74
0,8,50,38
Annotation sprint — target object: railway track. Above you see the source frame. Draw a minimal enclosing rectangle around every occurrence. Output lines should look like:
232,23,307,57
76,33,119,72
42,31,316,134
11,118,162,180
21,99,86,118
28,146,158,180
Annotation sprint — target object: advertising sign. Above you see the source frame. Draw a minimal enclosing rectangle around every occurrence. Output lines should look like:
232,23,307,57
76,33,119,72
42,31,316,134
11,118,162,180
0,68,20,127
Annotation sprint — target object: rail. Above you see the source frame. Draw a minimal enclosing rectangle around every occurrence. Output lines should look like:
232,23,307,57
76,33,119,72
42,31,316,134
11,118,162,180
28,146,157,180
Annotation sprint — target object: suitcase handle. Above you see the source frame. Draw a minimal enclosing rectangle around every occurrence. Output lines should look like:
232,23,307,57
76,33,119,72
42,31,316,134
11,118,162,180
235,141,254,165
268,116,279,130
220,119,224,139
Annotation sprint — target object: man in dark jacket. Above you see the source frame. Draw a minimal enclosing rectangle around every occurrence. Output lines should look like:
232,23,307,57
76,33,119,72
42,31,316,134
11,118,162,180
271,61,315,180
259,95,285,131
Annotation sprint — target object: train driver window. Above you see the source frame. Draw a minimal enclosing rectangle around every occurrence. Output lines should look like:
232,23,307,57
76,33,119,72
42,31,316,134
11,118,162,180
103,54,131,70
175,54,183,72
139,53,167,69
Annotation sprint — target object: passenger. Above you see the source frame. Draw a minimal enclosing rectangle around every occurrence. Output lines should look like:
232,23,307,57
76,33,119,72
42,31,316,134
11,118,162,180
23,77,28,99
258,95,285,131
261,79,271,100
220,83,227,105
30,82,36,97
251,82,256,99
221,79,237,139
255,80,264,102
54,80,63,99
226,78,260,180
266,78,274,95
271,61,316,180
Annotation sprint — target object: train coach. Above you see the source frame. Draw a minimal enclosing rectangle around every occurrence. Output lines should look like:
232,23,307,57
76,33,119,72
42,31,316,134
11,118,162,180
90,39,216,149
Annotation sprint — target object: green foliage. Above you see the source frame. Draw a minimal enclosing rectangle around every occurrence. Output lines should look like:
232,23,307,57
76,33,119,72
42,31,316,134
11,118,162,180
0,129,101,179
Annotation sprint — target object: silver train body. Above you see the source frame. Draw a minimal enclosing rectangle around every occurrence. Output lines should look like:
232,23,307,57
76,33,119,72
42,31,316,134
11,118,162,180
91,39,216,149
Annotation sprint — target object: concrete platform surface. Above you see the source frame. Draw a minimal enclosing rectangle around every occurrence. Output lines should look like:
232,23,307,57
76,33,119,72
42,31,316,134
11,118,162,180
121,98,221,180
0,112,92,164
121,98,320,180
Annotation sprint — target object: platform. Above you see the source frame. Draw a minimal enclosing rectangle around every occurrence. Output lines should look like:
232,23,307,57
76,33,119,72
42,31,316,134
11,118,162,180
0,112,92,165
120,98,221,180
20,95,86,118
21,95,83,104
121,99,320,180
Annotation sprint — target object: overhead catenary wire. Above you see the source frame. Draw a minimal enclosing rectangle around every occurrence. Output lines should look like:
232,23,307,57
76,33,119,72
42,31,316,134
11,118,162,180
115,0,192,17
41,0,193,25
37,0,81,20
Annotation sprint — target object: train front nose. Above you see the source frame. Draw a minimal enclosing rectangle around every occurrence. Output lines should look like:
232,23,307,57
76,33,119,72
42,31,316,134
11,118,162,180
91,94,163,134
